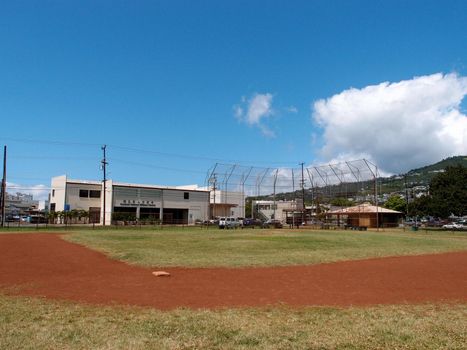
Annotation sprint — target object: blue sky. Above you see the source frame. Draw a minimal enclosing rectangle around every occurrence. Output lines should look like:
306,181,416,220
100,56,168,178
1,1,466,199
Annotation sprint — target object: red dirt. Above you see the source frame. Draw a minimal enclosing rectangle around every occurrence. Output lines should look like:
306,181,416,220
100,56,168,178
1,233,466,310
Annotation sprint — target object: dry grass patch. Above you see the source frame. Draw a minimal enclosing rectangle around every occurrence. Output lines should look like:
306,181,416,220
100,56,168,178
1,295,466,349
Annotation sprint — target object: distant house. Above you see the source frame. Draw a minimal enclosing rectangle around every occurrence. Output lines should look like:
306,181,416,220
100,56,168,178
326,203,403,228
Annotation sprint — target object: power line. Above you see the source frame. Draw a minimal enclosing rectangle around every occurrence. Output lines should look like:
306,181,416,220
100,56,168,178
0,137,100,148
7,186,54,189
8,176,53,181
10,156,98,161
109,158,207,174
1,136,302,165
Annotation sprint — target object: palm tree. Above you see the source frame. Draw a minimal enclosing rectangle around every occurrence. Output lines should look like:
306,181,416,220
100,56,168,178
78,209,89,224
48,211,58,224
57,211,64,224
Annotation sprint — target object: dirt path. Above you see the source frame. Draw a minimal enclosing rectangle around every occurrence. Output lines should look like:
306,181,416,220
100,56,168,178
1,233,466,310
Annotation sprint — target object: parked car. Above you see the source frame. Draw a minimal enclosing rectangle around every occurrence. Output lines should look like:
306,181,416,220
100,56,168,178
243,218,263,228
5,215,20,222
262,219,283,229
219,217,241,229
426,220,443,227
442,223,464,229
29,215,48,224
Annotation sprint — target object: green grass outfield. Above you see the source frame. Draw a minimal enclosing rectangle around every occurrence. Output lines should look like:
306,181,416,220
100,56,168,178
54,227,467,267
1,295,466,350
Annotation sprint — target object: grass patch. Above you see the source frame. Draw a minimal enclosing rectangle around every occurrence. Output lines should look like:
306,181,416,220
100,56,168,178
1,295,466,350
54,227,467,267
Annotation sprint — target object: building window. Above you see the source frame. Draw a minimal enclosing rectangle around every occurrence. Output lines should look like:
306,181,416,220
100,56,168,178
50,203,56,212
79,189,89,198
52,189,55,197
89,190,101,198
184,192,189,200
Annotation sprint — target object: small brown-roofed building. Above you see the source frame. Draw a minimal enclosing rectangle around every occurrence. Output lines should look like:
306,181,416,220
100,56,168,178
326,203,403,228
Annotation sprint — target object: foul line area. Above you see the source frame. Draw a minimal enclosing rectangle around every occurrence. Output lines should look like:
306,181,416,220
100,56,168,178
1,234,466,310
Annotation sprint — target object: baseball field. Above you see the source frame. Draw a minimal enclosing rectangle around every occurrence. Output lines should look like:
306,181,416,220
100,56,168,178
1,227,466,349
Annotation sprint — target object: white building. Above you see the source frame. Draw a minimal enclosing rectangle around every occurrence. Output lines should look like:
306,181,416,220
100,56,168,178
177,185,246,219
50,175,210,225
210,189,245,218
252,199,303,222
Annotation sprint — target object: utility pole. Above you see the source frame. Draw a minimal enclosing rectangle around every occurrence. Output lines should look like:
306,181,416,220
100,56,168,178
374,167,379,231
273,169,278,220
404,174,409,218
101,145,108,226
209,173,217,219
0,146,6,227
292,169,295,228
300,162,305,225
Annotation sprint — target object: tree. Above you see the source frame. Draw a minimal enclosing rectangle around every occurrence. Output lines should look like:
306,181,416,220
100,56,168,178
408,195,432,217
56,211,65,224
69,209,79,224
78,210,89,223
48,211,58,224
330,197,353,207
429,165,467,217
384,195,406,213
244,200,252,218
408,165,467,218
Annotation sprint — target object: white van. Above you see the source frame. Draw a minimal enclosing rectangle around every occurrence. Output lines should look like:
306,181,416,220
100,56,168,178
219,217,240,229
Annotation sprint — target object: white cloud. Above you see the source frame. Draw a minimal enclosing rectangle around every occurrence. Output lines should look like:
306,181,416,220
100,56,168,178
312,73,467,174
258,124,275,138
6,182,49,201
286,106,298,113
246,93,273,124
234,106,243,119
234,93,275,137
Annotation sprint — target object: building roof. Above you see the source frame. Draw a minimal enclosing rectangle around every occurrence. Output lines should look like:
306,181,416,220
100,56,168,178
327,203,402,215
67,178,101,186
112,181,209,193
58,176,209,193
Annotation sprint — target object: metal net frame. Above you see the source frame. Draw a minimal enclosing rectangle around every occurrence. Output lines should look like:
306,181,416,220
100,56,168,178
205,159,380,225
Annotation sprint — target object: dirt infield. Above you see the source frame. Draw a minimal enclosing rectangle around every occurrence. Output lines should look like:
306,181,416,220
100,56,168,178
1,233,466,309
